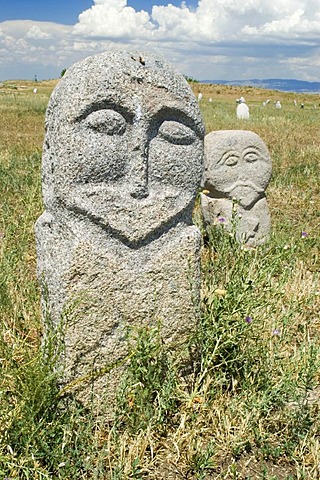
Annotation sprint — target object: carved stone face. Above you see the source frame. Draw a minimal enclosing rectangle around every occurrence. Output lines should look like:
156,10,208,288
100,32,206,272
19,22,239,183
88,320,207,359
43,51,204,246
203,130,272,208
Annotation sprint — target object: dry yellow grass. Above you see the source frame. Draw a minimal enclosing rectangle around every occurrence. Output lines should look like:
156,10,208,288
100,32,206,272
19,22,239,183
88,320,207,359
0,80,319,479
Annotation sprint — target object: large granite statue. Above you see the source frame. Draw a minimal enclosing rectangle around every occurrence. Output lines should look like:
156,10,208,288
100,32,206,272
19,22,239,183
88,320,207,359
35,51,204,406
201,130,272,245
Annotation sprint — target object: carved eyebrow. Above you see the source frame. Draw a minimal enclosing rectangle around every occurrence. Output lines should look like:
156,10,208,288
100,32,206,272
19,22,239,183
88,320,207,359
154,106,204,139
73,99,135,123
72,101,203,138
242,146,265,157
217,149,240,165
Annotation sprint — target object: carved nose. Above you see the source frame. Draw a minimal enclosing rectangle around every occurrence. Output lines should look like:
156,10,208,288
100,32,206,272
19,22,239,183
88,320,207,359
129,144,149,199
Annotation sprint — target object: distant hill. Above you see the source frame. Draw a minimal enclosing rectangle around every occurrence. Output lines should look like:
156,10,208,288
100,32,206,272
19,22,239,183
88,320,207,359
201,78,320,94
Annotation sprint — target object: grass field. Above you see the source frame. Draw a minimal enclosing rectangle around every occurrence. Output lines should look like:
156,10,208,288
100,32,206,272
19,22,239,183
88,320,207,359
0,79,319,479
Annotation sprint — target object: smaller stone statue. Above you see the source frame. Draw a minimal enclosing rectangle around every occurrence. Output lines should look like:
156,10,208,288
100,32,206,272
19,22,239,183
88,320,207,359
236,97,249,119
201,130,272,246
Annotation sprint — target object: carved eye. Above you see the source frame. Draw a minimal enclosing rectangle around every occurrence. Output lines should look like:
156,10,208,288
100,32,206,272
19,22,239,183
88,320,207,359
219,151,239,167
243,149,260,163
158,121,196,145
84,109,126,135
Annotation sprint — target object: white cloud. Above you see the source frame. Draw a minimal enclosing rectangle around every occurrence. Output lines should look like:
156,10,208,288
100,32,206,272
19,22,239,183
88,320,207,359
74,0,154,38
0,20,75,75
73,0,320,43
242,7,320,38
25,25,52,40
0,1,320,81
67,0,320,68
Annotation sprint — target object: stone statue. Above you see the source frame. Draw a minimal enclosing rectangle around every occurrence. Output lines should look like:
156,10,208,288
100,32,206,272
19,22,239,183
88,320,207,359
236,98,250,119
35,51,204,407
201,130,272,246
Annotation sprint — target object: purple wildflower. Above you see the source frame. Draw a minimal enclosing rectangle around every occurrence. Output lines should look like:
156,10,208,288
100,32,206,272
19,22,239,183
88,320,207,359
245,316,252,324
218,217,226,223
272,328,280,336
301,231,308,238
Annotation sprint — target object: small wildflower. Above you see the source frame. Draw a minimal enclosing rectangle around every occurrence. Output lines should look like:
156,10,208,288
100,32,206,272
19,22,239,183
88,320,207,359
214,288,227,297
245,316,252,324
58,462,66,468
301,231,308,238
218,217,226,223
193,396,203,404
272,328,280,336
241,244,256,251
202,189,210,194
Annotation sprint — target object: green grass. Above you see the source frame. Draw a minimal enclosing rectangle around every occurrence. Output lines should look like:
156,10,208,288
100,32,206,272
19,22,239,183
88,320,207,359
0,82,319,479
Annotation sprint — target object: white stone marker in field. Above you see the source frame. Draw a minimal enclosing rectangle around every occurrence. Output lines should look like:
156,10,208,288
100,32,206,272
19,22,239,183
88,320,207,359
236,100,250,120
201,130,272,246
35,51,204,406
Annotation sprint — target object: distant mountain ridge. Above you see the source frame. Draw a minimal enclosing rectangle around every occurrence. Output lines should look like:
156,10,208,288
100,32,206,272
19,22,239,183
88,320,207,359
201,78,320,93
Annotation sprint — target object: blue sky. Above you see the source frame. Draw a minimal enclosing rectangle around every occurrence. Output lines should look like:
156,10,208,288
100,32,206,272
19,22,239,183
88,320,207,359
0,0,94,24
0,0,319,82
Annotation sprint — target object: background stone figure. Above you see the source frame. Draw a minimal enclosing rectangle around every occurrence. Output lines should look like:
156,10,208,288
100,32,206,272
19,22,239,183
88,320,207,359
35,51,204,407
201,130,272,246
236,97,250,119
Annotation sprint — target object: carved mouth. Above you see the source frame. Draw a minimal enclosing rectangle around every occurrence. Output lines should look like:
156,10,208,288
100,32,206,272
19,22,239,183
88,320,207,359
227,182,263,208
61,184,194,247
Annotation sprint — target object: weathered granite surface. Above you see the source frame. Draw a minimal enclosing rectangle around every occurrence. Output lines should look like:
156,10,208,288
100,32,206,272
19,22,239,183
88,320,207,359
201,130,272,245
35,51,204,406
